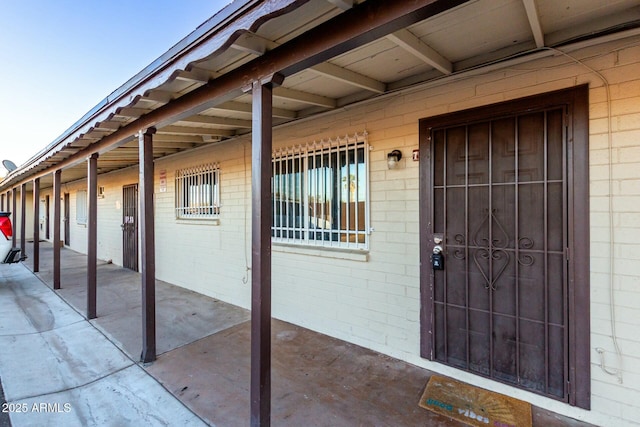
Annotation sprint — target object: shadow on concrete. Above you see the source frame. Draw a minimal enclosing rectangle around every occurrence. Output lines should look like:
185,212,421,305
20,241,593,426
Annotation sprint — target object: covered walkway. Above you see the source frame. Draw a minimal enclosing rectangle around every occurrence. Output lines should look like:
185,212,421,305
0,241,592,426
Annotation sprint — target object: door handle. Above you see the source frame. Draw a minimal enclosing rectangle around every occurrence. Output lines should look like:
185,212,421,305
432,245,444,270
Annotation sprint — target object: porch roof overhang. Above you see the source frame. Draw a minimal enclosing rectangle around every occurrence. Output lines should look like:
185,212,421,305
2,0,640,190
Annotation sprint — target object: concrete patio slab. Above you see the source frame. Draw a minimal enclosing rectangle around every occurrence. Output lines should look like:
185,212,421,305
146,320,445,426
7,366,206,427
92,290,250,359
0,266,84,335
5,242,595,426
25,243,250,360
0,321,131,401
0,260,206,427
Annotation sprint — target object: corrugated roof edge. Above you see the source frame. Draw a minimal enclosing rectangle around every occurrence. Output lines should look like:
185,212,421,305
7,0,259,179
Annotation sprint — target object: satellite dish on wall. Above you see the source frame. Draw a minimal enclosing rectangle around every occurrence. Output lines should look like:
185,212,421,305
2,160,17,172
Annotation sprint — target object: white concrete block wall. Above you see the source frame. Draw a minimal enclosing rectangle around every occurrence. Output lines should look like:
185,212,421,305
62,181,89,255
581,40,640,427
46,35,640,426
266,114,425,360
154,142,253,308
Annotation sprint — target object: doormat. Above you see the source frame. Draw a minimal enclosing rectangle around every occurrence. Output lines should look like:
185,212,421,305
419,375,532,427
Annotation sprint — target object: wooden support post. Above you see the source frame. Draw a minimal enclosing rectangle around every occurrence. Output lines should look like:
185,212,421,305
33,178,40,272
11,189,17,248
87,153,98,319
139,128,157,364
20,183,26,260
53,170,61,289
249,73,283,427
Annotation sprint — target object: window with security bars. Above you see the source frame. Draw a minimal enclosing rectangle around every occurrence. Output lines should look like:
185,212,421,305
272,132,369,249
175,163,220,219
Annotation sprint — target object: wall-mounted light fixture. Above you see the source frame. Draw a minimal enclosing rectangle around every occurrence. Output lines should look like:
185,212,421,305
387,150,402,169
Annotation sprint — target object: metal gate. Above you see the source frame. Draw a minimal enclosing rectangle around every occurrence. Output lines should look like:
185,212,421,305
122,184,138,271
423,106,571,401
45,195,50,240
63,193,70,245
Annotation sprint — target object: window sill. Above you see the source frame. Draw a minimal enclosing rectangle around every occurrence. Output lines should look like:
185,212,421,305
175,218,221,226
273,243,369,262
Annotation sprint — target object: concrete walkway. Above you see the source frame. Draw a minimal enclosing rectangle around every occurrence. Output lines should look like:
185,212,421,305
0,242,594,426
0,260,206,426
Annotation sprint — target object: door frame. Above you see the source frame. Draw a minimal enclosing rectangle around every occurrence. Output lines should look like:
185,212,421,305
418,86,590,408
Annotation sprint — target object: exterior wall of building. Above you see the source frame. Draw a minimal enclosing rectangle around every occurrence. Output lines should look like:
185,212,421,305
62,181,90,255
39,36,640,425
38,192,58,244
49,169,140,264
154,142,254,307
37,188,71,250
94,168,140,266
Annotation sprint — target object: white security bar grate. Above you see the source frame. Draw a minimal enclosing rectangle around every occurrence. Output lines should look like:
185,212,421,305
272,132,369,250
175,163,220,219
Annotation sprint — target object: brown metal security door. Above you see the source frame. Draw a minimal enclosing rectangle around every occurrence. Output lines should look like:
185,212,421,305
122,184,138,271
45,195,50,240
428,108,568,400
64,193,70,245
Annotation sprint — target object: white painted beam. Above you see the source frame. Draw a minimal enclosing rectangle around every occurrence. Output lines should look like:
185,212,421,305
116,107,151,118
148,141,196,149
309,62,386,93
151,134,205,143
159,126,235,137
173,67,216,84
232,31,384,93
231,33,277,55
93,121,121,131
178,115,252,128
522,0,545,48
327,0,353,11
387,29,452,75
143,90,174,103
209,101,297,120
273,87,337,109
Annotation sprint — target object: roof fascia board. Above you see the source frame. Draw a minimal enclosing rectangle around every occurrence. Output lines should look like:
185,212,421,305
2,0,470,190
11,0,296,175
4,28,640,191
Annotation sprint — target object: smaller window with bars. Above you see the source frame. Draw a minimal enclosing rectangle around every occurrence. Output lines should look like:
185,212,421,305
175,163,220,219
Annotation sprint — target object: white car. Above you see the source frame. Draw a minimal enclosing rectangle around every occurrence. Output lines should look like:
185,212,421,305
0,212,20,263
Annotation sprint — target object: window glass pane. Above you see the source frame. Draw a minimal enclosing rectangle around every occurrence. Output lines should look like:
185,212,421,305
308,152,334,242
338,146,366,242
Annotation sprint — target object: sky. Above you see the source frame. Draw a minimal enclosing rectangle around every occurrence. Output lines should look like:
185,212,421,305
0,0,230,173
